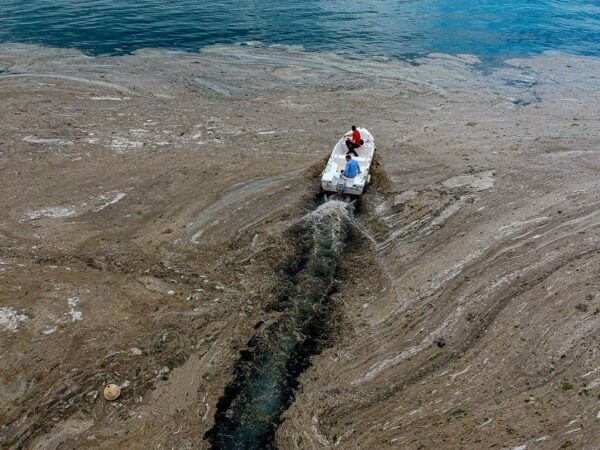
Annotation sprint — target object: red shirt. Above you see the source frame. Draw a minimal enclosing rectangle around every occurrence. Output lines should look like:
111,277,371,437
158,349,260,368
352,129,361,145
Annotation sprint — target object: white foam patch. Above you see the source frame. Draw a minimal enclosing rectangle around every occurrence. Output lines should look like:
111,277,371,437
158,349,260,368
22,206,75,221
587,366,600,378
93,192,126,212
23,136,73,146
352,345,423,385
442,170,495,191
90,96,130,101
450,364,472,380
495,216,549,239
111,137,143,153
420,197,468,235
191,229,204,244
66,297,83,322
586,378,600,390
425,248,485,295
0,307,29,332
5,73,134,94
393,190,418,205
310,416,330,447
478,418,493,428
129,129,148,138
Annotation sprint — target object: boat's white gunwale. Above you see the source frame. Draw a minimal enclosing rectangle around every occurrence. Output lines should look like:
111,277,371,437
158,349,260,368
320,127,375,196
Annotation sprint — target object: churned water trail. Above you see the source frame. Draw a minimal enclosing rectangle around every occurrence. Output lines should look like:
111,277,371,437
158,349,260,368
205,200,354,449
1,0,600,60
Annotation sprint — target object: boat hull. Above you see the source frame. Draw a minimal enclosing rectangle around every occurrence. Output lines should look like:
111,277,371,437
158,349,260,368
320,127,375,197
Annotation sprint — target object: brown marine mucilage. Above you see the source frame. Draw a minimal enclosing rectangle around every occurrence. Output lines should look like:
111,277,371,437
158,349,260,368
0,44,599,449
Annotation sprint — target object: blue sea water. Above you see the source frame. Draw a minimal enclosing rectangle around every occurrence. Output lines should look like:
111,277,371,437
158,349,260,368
0,0,599,60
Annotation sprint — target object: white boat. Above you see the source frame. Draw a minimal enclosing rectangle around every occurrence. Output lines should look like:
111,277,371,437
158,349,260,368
320,127,375,196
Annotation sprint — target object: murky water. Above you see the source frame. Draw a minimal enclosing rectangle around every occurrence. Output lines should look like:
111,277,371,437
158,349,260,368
206,200,353,449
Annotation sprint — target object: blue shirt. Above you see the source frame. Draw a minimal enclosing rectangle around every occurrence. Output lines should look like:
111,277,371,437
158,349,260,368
343,159,360,178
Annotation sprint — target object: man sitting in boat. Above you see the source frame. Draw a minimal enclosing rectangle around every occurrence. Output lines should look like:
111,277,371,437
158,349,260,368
345,125,364,156
341,154,361,179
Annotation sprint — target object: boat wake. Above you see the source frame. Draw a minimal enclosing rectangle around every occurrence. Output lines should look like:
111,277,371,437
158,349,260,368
205,200,354,449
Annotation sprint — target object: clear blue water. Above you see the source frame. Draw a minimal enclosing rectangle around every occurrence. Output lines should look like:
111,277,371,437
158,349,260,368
1,1,599,60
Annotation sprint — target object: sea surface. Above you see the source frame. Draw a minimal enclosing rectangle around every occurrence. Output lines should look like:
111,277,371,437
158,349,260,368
0,0,599,60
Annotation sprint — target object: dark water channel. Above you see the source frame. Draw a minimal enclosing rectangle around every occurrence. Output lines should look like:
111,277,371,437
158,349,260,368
205,199,354,449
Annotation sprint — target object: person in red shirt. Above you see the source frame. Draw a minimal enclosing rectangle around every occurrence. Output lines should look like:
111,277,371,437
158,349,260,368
345,125,363,156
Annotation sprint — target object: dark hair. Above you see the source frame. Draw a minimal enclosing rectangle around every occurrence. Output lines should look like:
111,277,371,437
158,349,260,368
351,125,356,130
345,154,351,160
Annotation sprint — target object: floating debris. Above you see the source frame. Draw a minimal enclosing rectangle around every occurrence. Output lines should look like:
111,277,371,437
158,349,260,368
22,206,75,221
0,307,29,332
103,384,121,401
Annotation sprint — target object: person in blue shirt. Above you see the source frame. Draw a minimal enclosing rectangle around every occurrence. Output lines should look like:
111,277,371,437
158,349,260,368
341,154,360,178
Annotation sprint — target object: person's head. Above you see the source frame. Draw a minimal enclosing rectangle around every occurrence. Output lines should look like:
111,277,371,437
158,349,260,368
351,125,356,131
345,154,352,161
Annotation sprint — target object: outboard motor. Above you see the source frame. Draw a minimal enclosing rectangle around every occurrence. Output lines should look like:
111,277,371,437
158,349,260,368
335,179,346,194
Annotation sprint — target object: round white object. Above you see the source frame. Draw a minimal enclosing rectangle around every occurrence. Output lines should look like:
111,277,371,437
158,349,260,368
103,384,121,401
